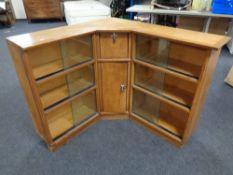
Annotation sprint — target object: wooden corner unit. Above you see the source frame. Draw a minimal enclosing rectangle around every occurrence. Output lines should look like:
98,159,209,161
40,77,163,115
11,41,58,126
7,18,230,151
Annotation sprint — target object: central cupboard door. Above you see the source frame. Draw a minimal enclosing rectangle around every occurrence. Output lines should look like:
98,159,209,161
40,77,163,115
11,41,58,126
99,63,128,113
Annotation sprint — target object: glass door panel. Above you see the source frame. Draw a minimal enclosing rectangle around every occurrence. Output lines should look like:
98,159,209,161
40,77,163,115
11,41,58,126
135,34,207,78
61,35,93,68
28,34,93,80
136,35,169,67
132,89,189,137
46,103,74,139
66,64,95,96
28,43,64,79
134,64,196,106
37,76,69,109
135,63,165,94
37,64,95,109
132,89,160,124
72,90,97,125
158,102,188,137
45,90,97,139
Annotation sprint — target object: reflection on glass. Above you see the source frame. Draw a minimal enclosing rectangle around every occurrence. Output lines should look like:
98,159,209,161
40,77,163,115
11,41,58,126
61,35,93,68
67,65,95,96
72,91,97,125
136,35,170,67
133,89,160,124
134,64,165,95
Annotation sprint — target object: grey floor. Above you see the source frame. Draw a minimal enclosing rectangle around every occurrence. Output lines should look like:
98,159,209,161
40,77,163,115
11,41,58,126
1,20,233,175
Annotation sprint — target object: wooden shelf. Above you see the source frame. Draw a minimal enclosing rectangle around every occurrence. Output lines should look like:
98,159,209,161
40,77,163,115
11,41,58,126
130,112,182,146
135,34,208,79
64,56,92,67
48,105,95,139
33,59,63,79
133,85,190,113
135,77,194,107
61,34,93,69
132,88,189,137
46,89,97,139
72,37,92,46
41,85,69,109
163,90,192,107
74,105,96,124
136,57,199,79
36,60,95,85
68,78,94,95
158,119,182,136
32,57,92,80
159,107,188,137
41,79,94,109
46,103,74,139
167,59,202,79
133,106,158,124
134,58,198,108
49,112,74,139
133,107,183,137
44,86,96,114
134,59,198,84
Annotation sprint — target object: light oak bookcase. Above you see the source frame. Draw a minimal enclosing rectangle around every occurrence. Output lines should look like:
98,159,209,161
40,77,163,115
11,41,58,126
7,18,229,151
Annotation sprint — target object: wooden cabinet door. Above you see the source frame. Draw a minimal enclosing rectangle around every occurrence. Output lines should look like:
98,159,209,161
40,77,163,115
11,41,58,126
99,32,129,59
99,63,128,113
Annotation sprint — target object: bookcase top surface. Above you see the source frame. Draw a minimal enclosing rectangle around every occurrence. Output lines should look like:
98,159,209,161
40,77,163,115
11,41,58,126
7,17,230,50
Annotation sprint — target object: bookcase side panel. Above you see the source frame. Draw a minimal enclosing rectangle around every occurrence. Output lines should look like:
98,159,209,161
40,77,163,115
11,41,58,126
183,49,221,144
7,42,46,140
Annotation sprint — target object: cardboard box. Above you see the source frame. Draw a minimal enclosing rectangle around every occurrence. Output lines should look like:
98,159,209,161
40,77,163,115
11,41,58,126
225,66,233,87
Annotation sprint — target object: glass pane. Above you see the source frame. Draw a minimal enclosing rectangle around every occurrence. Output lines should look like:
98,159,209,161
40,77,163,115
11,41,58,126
66,64,95,96
136,35,169,67
135,64,165,95
158,102,188,137
46,103,74,139
71,91,97,125
61,35,93,68
28,43,64,79
132,89,189,137
37,76,69,109
134,64,196,106
37,64,95,109
132,89,160,124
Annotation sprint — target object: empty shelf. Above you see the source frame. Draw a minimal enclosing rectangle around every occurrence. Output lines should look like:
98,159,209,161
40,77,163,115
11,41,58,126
33,60,63,79
41,85,69,109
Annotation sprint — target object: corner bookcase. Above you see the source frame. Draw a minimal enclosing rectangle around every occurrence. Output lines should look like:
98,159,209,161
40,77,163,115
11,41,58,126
7,18,229,150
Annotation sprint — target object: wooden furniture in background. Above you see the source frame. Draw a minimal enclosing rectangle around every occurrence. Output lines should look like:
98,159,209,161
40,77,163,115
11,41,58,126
22,0,62,22
126,5,233,54
7,18,229,151
0,0,15,26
